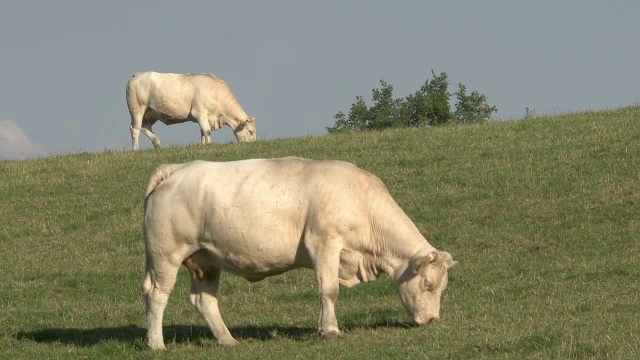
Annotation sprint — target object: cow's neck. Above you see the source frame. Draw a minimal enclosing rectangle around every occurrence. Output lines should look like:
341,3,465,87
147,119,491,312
220,105,249,131
373,206,436,280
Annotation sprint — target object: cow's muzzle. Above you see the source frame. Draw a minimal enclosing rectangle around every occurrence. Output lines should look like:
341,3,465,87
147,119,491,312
414,316,441,326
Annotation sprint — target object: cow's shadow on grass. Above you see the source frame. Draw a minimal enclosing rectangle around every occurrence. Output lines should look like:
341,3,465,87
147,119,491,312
13,324,312,347
13,321,412,348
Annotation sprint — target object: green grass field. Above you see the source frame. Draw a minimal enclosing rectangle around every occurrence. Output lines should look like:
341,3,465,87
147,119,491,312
1,107,639,359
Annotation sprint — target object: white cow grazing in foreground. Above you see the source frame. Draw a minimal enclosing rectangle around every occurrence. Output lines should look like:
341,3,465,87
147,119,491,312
142,157,457,349
126,71,256,150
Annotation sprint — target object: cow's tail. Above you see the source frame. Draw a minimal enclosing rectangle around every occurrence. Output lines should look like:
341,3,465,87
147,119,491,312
142,163,184,298
144,163,182,198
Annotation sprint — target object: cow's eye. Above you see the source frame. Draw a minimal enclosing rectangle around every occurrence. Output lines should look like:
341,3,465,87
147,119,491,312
423,280,433,292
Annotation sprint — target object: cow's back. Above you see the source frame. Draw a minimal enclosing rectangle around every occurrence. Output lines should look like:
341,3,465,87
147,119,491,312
145,158,379,236
127,72,195,111
143,158,392,275
127,72,239,120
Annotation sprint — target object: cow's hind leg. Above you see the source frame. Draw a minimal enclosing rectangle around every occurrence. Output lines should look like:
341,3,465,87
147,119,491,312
141,115,161,149
129,111,143,151
186,257,238,346
130,110,161,150
142,259,181,349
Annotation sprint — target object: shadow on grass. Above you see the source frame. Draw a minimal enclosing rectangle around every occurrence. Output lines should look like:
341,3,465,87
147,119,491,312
13,320,412,347
342,320,416,331
13,324,317,347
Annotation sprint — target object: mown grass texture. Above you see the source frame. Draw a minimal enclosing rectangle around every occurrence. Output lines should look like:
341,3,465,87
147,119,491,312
0,106,639,359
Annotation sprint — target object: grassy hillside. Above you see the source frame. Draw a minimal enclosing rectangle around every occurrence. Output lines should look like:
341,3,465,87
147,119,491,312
1,106,639,359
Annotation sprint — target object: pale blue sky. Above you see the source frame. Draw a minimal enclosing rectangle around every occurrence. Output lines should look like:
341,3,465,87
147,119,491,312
1,1,638,158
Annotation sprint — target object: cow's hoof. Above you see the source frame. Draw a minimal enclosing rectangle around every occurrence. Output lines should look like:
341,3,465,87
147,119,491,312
322,330,342,339
217,337,239,346
147,341,166,350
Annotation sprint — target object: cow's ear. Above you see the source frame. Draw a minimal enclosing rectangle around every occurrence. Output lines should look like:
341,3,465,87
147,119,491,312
448,260,459,270
247,117,255,123
446,256,459,270
440,251,458,270
412,252,438,274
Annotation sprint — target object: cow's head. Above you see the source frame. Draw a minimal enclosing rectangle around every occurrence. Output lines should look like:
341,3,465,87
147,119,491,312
394,250,457,325
234,117,257,142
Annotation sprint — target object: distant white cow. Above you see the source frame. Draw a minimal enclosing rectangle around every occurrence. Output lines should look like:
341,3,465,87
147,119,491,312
126,71,256,150
142,157,458,349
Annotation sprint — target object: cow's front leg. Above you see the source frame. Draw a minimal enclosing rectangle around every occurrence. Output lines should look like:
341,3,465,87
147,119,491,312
188,266,238,346
195,113,212,145
310,241,342,339
200,128,212,144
